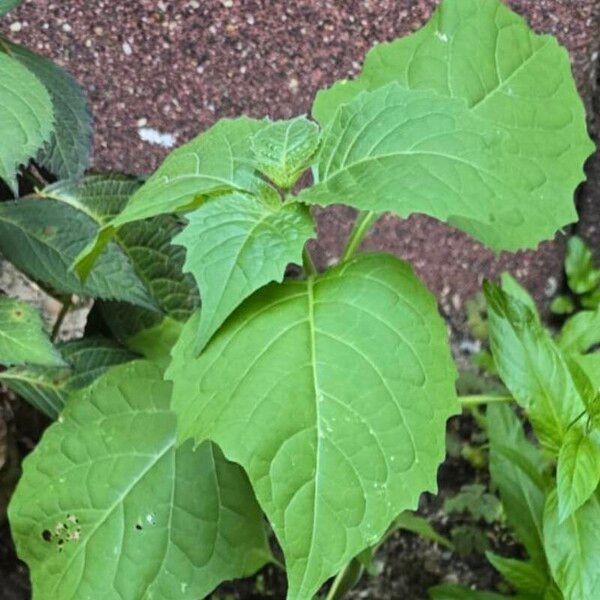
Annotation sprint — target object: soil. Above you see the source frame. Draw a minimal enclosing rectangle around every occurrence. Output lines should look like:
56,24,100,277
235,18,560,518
1,0,600,598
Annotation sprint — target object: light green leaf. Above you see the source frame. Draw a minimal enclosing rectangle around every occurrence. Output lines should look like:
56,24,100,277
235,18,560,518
0,336,135,418
302,83,579,252
558,308,600,354
169,253,458,599
8,361,270,599
312,0,592,251
487,403,548,565
2,41,92,179
428,584,508,600
112,117,273,227
174,192,314,354
394,511,453,549
486,552,550,596
0,198,157,309
565,236,600,295
444,484,502,524
556,427,600,522
550,295,575,316
125,317,182,368
250,116,320,189
544,490,600,600
485,283,584,453
0,297,63,367
0,52,53,193
500,273,537,317
0,0,21,17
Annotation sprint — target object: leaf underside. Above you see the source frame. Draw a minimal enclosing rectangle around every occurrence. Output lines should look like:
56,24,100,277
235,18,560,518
8,361,270,599
169,253,458,599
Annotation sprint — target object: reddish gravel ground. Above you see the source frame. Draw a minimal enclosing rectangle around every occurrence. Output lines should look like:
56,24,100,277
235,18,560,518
3,0,599,323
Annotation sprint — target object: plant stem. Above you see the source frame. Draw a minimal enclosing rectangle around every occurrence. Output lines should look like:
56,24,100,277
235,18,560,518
303,245,317,277
324,558,363,600
457,394,513,407
51,296,73,342
341,211,378,263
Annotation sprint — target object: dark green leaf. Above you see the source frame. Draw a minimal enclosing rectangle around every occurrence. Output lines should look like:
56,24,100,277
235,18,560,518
486,552,551,596
0,52,53,193
3,41,92,179
444,484,502,524
0,336,136,418
565,236,600,295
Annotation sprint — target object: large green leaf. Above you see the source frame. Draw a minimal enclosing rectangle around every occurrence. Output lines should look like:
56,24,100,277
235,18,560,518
0,197,157,309
0,52,53,193
1,41,92,179
169,253,458,599
487,403,548,565
485,283,584,453
303,83,582,252
251,116,320,189
175,193,314,354
544,490,600,600
8,361,270,599
0,0,21,17
0,336,135,418
556,427,600,522
312,0,592,251
428,585,508,600
0,297,63,367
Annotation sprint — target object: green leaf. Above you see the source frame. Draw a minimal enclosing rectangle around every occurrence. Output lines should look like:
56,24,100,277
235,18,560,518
0,52,53,193
112,117,274,227
487,403,548,565
8,361,270,599
544,490,600,600
312,0,593,251
394,511,453,549
428,584,508,600
303,83,580,252
444,484,502,524
0,198,157,309
124,317,182,368
500,273,537,317
2,40,92,179
250,116,320,189
0,0,21,17
565,236,600,295
174,193,314,354
486,552,550,596
74,118,276,278
556,427,600,522
169,253,458,599
0,336,135,418
550,295,576,316
0,297,63,367
43,174,142,224
485,283,584,453
559,308,600,354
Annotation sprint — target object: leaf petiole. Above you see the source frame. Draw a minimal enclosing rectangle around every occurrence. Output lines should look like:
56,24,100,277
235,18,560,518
341,211,378,263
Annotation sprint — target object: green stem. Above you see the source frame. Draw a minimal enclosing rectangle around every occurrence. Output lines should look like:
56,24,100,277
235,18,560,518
303,245,317,277
324,558,363,600
51,296,73,342
341,211,378,263
458,394,513,407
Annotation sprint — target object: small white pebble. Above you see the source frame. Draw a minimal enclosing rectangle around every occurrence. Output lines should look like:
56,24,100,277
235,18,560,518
62,23,72,33
9,22,22,32
122,42,132,56
138,127,177,149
